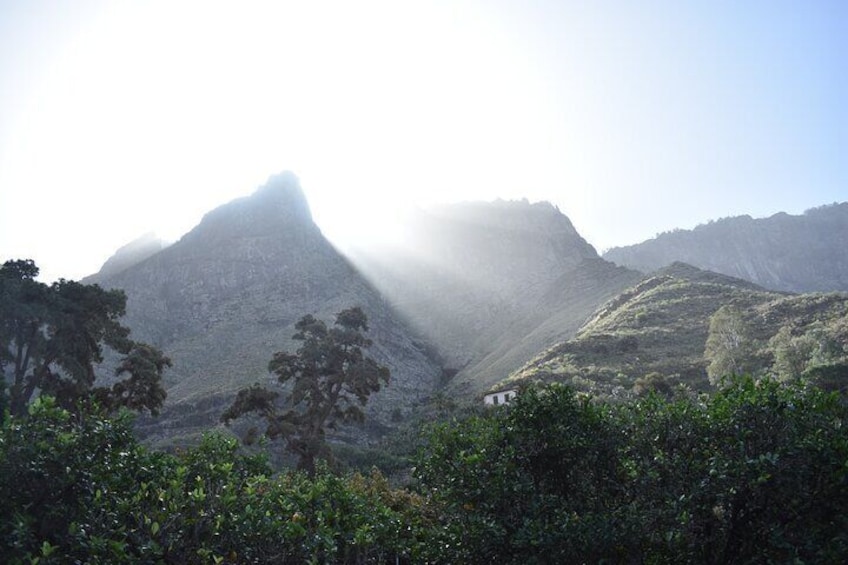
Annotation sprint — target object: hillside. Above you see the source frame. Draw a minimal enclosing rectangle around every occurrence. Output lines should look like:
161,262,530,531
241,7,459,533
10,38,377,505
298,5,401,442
91,173,442,444
506,262,848,396
603,203,848,292
348,200,642,395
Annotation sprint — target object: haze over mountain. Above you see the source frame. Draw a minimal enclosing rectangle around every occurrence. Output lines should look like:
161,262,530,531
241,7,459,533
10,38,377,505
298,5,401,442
604,203,848,293
90,173,442,443
88,232,169,280
90,177,645,437
349,200,641,394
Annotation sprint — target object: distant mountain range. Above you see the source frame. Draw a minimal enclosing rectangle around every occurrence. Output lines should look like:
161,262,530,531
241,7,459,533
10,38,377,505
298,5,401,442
86,174,848,444
604,203,848,292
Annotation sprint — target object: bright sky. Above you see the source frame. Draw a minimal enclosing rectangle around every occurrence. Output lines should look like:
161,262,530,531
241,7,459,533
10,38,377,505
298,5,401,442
1,0,845,282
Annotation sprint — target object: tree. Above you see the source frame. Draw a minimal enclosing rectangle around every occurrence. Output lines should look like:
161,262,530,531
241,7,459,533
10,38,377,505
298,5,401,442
222,307,390,474
769,325,816,381
0,259,169,416
704,305,754,386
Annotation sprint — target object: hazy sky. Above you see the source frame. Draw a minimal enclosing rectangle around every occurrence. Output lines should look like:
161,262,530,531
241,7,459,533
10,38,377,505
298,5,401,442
1,0,846,282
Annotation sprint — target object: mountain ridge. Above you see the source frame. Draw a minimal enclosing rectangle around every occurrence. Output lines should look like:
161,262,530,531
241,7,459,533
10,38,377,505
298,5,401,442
604,203,848,292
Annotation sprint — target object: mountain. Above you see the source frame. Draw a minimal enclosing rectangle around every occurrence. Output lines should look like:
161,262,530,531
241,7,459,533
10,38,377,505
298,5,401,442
506,262,848,397
603,203,848,293
90,232,168,279
89,177,848,445
92,173,442,445
348,199,642,395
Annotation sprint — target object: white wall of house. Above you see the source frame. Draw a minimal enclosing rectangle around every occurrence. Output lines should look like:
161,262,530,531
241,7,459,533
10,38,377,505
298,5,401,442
484,389,517,406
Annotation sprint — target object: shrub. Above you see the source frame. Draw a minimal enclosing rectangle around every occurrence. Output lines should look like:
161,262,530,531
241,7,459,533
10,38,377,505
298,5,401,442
0,399,438,564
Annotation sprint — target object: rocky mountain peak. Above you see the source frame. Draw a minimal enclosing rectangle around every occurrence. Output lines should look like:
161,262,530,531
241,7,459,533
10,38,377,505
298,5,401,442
93,172,442,443
399,198,599,285
182,171,316,244
346,197,638,392
421,198,590,244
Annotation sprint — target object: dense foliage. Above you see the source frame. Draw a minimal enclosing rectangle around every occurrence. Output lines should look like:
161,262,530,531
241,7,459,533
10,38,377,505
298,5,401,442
0,399,434,564
0,259,169,416
416,378,848,563
2,378,846,563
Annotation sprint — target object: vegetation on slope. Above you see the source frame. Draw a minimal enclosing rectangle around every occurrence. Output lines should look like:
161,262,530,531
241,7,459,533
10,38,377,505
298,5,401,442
505,263,848,399
222,308,390,475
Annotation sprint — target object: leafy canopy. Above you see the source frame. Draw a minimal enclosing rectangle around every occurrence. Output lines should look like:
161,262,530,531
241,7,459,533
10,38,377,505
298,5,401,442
0,259,170,416
223,307,389,474
416,377,848,563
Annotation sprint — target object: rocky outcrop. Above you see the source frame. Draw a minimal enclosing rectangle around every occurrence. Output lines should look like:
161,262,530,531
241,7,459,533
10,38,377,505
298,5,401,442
604,203,848,293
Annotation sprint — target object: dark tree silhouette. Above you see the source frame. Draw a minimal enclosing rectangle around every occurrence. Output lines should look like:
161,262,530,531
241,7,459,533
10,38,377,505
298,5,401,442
222,307,390,474
0,259,169,416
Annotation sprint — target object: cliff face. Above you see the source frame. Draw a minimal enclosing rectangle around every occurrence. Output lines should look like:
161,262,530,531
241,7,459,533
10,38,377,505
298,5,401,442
348,199,641,393
95,173,441,443
604,203,848,293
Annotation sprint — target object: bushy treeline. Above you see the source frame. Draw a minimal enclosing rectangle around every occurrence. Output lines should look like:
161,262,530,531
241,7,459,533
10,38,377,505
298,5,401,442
417,378,848,563
2,378,847,563
0,398,436,564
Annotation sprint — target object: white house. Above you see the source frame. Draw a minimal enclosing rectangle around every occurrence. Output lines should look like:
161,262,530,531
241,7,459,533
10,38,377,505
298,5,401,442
484,389,517,407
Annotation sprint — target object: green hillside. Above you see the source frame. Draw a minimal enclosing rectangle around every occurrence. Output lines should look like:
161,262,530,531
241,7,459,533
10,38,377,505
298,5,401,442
505,262,848,397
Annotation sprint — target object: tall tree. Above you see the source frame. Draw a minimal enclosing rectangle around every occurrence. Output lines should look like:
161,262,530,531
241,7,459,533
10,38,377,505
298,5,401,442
0,259,169,416
222,307,389,474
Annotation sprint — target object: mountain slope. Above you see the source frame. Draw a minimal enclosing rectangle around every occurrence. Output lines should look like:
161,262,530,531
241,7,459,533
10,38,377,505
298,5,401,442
348,200,642,395
604,203,848,292
93,173,441,443
507,262,848,396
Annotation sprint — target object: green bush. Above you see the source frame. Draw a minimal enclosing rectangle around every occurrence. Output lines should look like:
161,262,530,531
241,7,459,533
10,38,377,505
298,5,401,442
415,378,848,563
0,399,437,564
3,381,846,563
